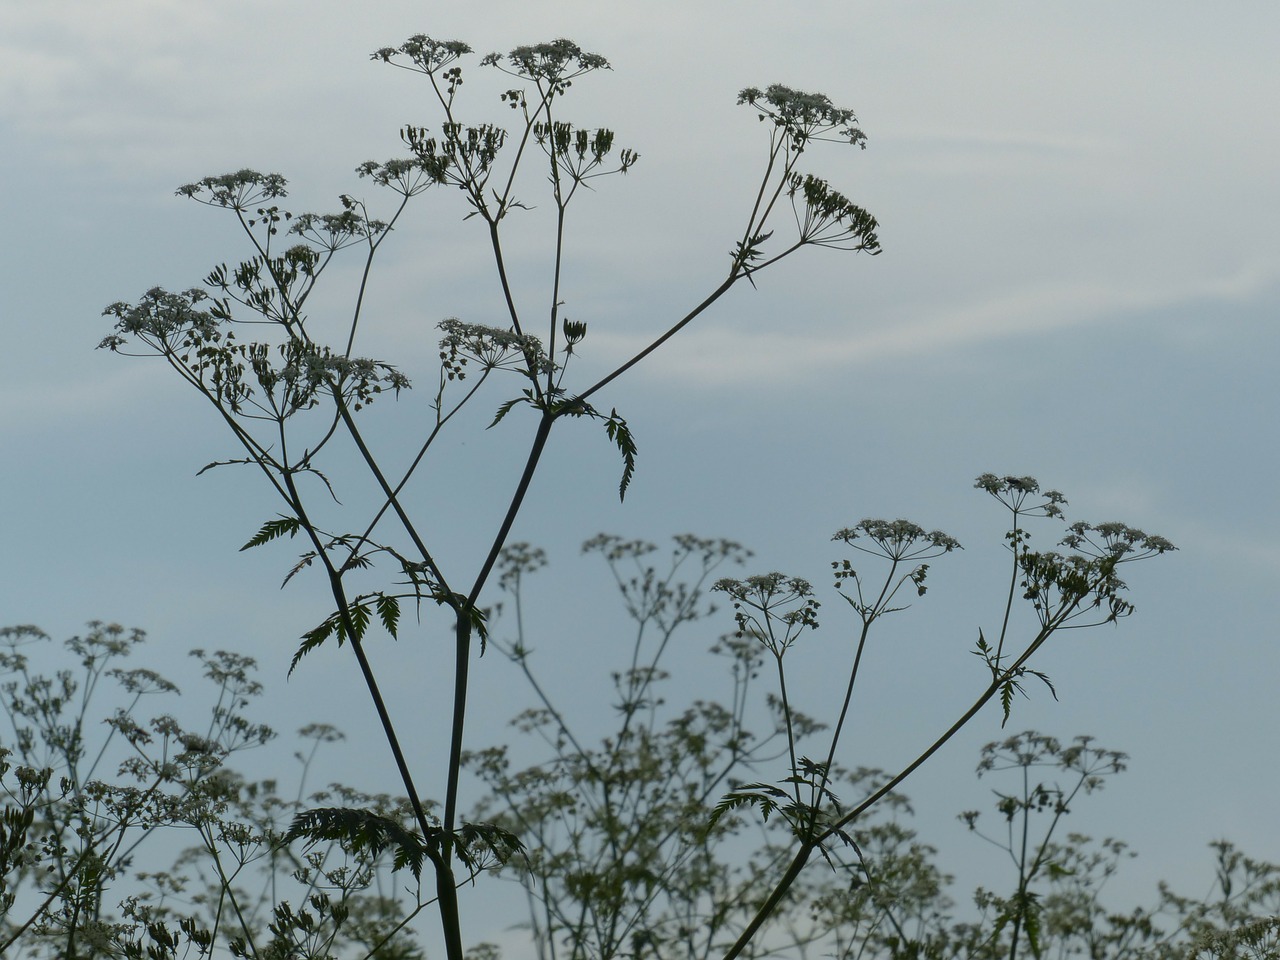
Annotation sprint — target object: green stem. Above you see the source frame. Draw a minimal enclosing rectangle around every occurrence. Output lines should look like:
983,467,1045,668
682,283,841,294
575,274,739,406
445,412,557,846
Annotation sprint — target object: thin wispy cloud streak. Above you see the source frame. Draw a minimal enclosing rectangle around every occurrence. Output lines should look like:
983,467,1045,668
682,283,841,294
590,262,1279,385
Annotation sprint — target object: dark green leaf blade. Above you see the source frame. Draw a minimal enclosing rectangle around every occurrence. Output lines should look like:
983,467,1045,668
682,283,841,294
240,516,302,552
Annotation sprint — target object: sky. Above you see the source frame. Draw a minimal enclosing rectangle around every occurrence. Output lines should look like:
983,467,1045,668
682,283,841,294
2,0,1278,950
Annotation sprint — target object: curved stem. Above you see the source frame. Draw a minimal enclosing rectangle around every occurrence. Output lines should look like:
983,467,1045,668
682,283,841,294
721,843,815,959
772,650,800,797
444,412,557,846
345,194,412,359
465,412,556,609
995,511,1024,666
575,274,739,406
820,618,872,784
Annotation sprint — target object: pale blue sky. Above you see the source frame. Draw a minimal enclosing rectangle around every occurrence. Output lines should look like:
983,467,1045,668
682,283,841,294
2,0,1277,946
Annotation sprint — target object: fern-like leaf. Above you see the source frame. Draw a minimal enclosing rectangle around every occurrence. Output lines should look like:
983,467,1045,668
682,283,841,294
301,464,340,503
375,594,400,639
240,516,302,551
339,552,373,574
281,551,316,588
488,391,533,429
708,782,788,830
1028,669,1058,701
452,821,525,871
604,409,637,501
999,679,1016,726
1024,894,1044,960
347,600,372,643
290,613,339,676
283,806,432,880
196,457,255,476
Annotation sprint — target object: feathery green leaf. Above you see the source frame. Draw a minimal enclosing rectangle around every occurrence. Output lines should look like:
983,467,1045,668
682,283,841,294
604,409,637,500
376,593,401,639
284,806,433,880
240,516,302,551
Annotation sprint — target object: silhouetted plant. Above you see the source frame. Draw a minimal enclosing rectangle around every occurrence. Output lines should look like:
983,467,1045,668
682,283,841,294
85,27,1188,960
97,32,882,959
0,623,429,959
459,473,1175,960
